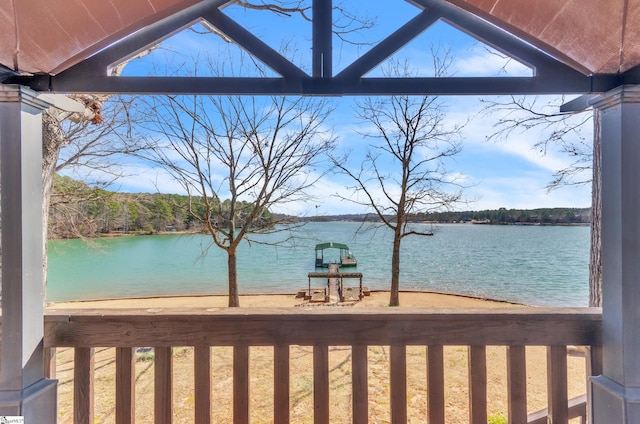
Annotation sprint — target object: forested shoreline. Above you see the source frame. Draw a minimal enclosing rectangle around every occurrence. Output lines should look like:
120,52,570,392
49,175,590,239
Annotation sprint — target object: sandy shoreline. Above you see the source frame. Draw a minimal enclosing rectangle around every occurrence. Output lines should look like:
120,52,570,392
46,290,522,309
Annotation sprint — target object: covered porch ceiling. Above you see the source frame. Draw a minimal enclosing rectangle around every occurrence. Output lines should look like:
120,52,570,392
1,0,639,95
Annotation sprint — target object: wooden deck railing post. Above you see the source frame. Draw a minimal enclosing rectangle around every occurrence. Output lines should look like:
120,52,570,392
586,345,603,424
115,347,135,424
468,345,487,424
313,345,330,424
390,344,407,423
44,347,56,379
352,345,368,424
547,345,569,424
427,345,445,424
274,345,290,423
154,346,173,424
74,347,94,424
194,346,211,424
507,345,527,423
234,345,250,424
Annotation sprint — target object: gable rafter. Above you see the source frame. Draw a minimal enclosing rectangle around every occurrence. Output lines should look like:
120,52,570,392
7,0,612,96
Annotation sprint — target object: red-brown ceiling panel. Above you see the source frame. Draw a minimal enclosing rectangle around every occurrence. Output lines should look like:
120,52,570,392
451,0,629,74
3,0,203,74
622,0,640,72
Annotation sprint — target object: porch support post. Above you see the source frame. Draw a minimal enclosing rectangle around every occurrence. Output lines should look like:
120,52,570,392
0,85,57,422
591,84,640,423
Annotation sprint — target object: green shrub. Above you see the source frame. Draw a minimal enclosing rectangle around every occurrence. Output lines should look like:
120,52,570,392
487,412,507,424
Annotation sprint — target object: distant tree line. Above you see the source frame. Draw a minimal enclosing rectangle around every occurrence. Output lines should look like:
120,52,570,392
307,207,590,225
415,207,590,225
48,175,273,239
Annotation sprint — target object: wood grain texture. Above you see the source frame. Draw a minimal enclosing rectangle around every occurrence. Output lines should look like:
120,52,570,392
154,347,172,424
313,345,329,424
468,345,487,424
390,344,407,424
547,345,569,424
507,345,527,424
352,345,368,424
427,345,445,424
194,346,211,424
115,347,135,424
74,347,94,424
44,308,602,348
274,345,290,424
44,347,56,379
234,346,250,424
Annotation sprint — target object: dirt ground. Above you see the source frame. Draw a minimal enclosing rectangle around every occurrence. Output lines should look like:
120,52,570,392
48,291,588,423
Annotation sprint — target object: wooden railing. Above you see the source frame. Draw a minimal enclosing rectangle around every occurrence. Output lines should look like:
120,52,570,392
43,307,602,424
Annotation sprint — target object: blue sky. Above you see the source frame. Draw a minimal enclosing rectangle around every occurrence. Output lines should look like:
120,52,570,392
84,0,593,215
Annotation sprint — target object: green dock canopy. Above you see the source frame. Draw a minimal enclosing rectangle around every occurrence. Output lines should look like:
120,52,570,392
315,242,350,250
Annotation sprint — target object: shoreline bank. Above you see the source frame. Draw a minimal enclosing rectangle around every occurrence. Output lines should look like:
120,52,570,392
46,289,523,309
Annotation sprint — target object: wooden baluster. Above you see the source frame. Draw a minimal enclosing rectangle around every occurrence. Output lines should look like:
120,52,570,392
586,344,603,424
116,347,135,424
194,346,211,424
547,345,569,424
390,344,407,424
427,345,445,424
234,345,250,424
274,345,290,424
507,345,527,423
74,347,94,424
468,345,487,424
154,347,173,424
313,345,330,424
44,347,56,379
352,345,368,424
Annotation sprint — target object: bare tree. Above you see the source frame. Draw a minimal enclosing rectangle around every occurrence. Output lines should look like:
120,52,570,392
333,59,466,307
481,96,600,307
140,94,335,306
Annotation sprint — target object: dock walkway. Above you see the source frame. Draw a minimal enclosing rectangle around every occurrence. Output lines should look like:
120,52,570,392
301,265,367,304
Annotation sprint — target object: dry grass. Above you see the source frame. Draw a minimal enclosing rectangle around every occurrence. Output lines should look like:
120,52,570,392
49,292,589,423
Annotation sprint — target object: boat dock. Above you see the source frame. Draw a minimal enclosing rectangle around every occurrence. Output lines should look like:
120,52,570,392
299,264,369,304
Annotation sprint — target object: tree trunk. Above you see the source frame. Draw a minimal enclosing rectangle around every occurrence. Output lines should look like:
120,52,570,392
42,110,65,289
589,110,602,307
228,248,240,307
389,228,402,307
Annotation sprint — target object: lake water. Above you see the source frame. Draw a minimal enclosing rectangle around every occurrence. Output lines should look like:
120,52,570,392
46,222,590,307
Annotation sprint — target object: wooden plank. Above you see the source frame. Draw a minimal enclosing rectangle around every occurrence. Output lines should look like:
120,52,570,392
194,346,211,424
313,345,330,424
154,347,173,424
352,345,368,424
507,345,527,423
74,347,94,424
115,347,135,424
234,346,250,424
44,347,56,379
527,394,587,424
274,345,290,424
468,345,487,424
427,345,445,424
547,345,569,424
44,308,602,348
587,344,603,376
586,344,603,424
390,344,407,424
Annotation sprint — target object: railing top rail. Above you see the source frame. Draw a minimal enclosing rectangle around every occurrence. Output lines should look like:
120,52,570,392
44,307,602,348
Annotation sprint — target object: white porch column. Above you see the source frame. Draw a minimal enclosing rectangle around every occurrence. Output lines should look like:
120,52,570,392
591,85,640,423
0,85,56,422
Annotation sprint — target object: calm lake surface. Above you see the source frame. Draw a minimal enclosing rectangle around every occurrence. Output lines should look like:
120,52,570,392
47,222,590,307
